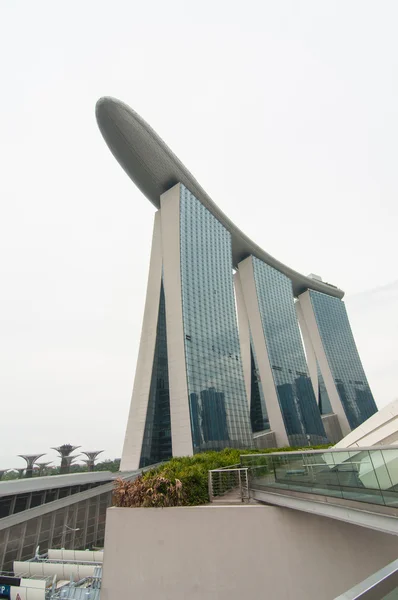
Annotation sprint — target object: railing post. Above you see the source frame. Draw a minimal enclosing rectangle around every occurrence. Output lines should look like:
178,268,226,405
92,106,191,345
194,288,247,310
244,468,249,501
238,469,242,502
208,466,251,503
208,470,214,502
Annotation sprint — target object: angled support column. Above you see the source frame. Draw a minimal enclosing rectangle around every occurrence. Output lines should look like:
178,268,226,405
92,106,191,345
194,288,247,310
295,300,319,402
160,184,193,458
297,291,351,437
120,211,164,471
234,271,251,408
238,257,289,447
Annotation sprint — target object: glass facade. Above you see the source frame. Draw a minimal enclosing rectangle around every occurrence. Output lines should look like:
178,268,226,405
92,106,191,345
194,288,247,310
140,282,172,467
250,342,269,433
180,185,253,451
317,361,333,415
309,290,377,429
252,257,327,445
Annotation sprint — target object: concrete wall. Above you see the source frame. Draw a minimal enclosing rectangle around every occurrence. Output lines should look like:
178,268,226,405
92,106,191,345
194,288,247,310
322,413,343,444
101,505,398,600
253,429,277,449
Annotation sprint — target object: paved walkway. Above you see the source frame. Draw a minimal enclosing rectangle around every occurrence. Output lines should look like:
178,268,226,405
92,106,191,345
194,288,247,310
211,488,258,504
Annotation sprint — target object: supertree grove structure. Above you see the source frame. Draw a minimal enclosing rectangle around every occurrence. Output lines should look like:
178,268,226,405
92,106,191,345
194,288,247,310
81,450,103,472
51,445,81,474
18,454,45,478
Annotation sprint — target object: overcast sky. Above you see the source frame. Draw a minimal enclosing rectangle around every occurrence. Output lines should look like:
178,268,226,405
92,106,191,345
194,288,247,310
0,1,397,470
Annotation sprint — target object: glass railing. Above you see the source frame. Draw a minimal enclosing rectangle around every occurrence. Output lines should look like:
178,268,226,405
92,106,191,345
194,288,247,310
240,448,398,508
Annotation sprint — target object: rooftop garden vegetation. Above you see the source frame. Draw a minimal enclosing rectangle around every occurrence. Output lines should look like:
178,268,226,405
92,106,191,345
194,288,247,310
113,445,331,508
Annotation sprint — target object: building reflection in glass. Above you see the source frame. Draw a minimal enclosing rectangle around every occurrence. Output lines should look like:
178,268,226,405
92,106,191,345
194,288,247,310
139,283,172,467
252,257,327,446
180,185,253,452
250,344,270,433
309,291,377,429
189,388,230,450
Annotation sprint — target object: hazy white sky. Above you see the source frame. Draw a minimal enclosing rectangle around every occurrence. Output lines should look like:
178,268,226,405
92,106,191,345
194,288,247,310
0,1,397,469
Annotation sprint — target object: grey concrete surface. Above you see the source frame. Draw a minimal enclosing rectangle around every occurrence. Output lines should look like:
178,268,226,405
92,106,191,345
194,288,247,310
101,504,398,600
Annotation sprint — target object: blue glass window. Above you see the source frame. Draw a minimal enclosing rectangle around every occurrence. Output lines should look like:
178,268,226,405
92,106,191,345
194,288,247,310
252,257,327,445
180,185,253,451
140,282,172,467
317,360,333,415
309,291,377,428
250,338,269,433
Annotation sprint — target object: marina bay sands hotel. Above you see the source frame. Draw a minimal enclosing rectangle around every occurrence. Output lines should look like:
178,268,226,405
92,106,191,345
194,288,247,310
96,97,377,471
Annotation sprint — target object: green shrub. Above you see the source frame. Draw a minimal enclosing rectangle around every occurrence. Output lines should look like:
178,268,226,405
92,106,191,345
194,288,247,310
113,475,185,508
113,445,331,508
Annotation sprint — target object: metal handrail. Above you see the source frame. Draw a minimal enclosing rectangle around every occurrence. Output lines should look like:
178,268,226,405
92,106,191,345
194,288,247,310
334,557,398,599
242,446,398,458
208,467,250,503
242,447,398,512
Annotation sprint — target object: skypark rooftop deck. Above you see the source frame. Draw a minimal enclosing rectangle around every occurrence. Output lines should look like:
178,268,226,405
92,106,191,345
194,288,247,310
96,96,344,299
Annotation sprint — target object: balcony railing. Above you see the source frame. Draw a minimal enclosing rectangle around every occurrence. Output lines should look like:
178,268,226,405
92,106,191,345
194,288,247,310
240,447,398,508
208,465,250,503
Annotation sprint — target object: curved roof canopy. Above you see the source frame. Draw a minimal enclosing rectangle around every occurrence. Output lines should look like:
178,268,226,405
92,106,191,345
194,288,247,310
96,97,344,299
